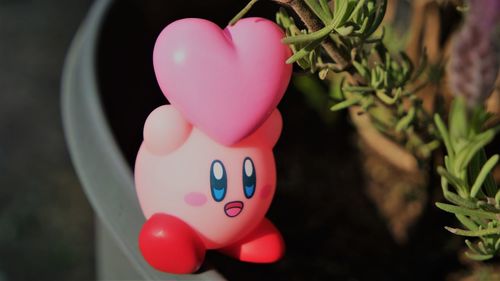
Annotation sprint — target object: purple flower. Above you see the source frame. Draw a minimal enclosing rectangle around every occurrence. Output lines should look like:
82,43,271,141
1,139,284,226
447,0,500,106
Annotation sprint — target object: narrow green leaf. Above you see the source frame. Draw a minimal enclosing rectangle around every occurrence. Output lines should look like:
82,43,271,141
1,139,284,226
319,0,333,20
330,97,361,111
436,202,498,220
477,241,489,254
331,0,355,29
357,16,370,35
365,0,387,36
337,0,357,27
335,25,355,36
309,51,317,73
399,51,414,83
285,38,323,64
332,0,348,27
449,97,468,142
395,106,416,132
343,86,373,92
329,77,345,100
362,6,376,37
372,68,384,88
458,129,496,171
382,67,390,88
445,226,500,237
366,1,374,12
471,216,490,229
437,167,467,194
434,114,454,156
480,150,499,197
318,68,329,80
276,8,296,30
456,214,479,231
495,189,500,207
305,0,331,25
375,89,399,105
229,0,259,26
444,155,453,171
441,173,450,193
465,239,482,254
384,52,391,69
468,150,483,191
476,201,500,213
348,0,366,21
287,41,311,69
424,140,441,152
464,252,494,261
470,155,499,198
495,238,500,250
282,23,336,44
352,61,369,80
443,190,477,209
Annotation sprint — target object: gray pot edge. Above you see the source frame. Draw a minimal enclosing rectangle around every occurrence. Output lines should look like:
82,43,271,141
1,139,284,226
61,0,225,280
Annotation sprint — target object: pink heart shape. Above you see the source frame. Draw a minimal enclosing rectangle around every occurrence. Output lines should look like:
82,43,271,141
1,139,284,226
153,17,292,145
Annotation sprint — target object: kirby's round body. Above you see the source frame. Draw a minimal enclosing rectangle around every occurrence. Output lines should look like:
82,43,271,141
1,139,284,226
135,107,280,249
134,106,284,273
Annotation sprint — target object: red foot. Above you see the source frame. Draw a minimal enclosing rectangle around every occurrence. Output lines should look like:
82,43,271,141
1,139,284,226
220,218,285,263
138,213,206,274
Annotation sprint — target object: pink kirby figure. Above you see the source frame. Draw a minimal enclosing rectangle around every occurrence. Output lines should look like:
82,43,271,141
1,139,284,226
135,106,284,273
134,17,292,274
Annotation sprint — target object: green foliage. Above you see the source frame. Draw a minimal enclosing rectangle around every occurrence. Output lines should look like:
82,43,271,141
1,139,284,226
277,0,387,71
435,97,500,261
277,0,500,262
276,8,323,71
232,0,500,263
277,0,436,163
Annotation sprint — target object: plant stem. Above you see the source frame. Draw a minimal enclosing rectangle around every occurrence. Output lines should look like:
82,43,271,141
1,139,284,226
273,0,351,69
229,0,259,26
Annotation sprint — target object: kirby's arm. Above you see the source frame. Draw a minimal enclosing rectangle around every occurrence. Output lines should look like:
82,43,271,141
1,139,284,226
143,105,192,155
139,213,206,274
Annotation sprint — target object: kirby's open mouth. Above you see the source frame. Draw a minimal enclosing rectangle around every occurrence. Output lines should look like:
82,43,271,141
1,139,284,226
224,201,244,217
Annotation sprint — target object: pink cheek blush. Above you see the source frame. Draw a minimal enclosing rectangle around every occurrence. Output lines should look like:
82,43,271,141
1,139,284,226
184,192,208,206
260,184,273,199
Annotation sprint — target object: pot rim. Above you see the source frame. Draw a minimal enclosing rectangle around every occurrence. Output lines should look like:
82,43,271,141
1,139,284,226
61,0,224,279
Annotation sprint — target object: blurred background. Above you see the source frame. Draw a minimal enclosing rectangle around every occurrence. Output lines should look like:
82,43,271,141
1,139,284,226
0,0,94,280
1,0,499,281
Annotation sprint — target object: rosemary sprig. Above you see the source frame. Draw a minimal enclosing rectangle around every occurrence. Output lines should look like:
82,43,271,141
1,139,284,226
435,97,500,261
276,0,436,164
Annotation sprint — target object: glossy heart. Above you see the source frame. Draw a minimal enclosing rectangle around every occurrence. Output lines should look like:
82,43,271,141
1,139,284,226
153,17,292,145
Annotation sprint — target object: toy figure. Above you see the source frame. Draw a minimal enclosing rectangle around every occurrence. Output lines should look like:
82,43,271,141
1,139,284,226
134,17,291,274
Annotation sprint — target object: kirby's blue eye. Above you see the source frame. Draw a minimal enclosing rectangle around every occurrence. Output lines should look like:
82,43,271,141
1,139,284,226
242,157,256,198
210,160,227,202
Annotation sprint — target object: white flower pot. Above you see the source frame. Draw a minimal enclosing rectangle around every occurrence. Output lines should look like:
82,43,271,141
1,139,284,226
61,0,226,279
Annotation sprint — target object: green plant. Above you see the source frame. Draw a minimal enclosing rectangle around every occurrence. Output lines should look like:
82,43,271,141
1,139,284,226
230,0,500,262
433,0,500,261
435,97,500,260
274,0,438,165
